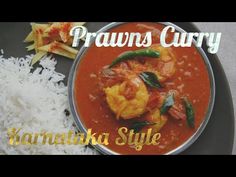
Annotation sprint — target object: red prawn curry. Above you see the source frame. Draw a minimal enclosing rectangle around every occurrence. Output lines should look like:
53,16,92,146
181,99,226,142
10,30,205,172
74,23,211,154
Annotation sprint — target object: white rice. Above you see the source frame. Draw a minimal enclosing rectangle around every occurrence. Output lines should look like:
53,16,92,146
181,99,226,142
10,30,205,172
0,54,97,155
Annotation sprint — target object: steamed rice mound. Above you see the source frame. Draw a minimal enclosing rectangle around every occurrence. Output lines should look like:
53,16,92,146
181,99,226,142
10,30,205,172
0,54,97,154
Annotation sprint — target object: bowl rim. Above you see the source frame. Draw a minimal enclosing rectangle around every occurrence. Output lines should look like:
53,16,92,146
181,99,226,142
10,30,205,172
68,22,216,155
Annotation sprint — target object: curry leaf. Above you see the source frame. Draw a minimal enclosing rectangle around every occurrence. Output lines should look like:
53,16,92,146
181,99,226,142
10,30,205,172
183,97,195,128
139,72,163,89
160,93,175,115
130,121,156,133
